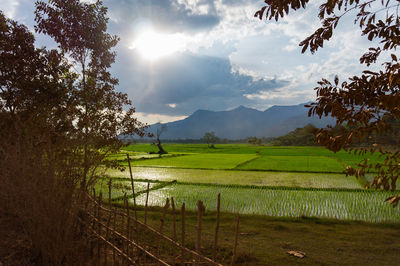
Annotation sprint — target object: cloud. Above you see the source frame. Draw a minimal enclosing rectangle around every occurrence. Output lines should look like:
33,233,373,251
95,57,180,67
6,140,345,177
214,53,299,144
134,112,187,124
0,0,19,19
1,0,384,122
113,50,289,116
104,0,220,34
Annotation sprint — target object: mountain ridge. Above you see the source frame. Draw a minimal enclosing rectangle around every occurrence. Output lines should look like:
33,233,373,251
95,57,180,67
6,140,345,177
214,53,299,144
145,103,335,140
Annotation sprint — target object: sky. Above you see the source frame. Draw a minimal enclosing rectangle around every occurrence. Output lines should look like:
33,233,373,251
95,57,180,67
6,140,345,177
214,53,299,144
0,0,380,124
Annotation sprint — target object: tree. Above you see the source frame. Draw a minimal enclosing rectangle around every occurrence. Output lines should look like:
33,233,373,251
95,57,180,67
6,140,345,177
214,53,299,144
154,124,168,154
247,136,263,145
35,0,146,189
0,10,92,264
1,1,148,262
256,0,400,205
202,131,219,148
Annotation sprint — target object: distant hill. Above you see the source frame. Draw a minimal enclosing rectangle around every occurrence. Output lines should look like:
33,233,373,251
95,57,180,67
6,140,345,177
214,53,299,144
146,103,336,140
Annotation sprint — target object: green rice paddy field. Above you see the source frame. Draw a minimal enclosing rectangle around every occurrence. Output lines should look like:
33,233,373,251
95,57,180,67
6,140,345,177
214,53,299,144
97,144,400,223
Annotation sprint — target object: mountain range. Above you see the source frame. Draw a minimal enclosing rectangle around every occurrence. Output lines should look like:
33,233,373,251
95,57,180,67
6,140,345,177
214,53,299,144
146,103,336,140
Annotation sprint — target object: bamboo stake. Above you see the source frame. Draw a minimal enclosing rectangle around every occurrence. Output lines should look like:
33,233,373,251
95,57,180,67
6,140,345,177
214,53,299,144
97,192,102,265
181,203,185,264
91,188,96,232
160,198,170,233
230,215,240,266
106,180,113,234
108,179,112,208
170,197,177,265
124,194,130,239
112,210,117,266
104,180,112,266
171,197,177,241
144,182,150,225
126,153,137,221
196,200,204,254
213,193,221,261
124,194,131,263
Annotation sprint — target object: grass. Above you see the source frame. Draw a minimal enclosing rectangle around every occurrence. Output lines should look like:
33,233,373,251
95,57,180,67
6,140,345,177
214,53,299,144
235,155,345,172
119,144,383,173
115,204,400,265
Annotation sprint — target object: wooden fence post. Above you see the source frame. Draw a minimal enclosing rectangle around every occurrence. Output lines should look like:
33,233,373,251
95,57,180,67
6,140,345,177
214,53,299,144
124,193,131,263
230,214,240,266
112,210,117,266
108,179,112,208
97,192,102,265
196,200,204,254
181,203,185,264
171,197,177,241
213,193,221,261
105,180,112,265
126,154,138,221
160,198,170,233
144,182,150,225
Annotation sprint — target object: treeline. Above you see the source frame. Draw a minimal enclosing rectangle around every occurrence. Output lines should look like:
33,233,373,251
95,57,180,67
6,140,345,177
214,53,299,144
272,124,318,146
128,137,274,144
126,125,317,146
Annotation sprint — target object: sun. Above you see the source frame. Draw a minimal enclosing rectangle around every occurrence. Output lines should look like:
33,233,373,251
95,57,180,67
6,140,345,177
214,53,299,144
131,29,186,61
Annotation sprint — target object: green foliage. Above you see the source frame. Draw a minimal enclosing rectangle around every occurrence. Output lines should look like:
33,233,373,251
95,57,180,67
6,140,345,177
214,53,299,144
256,0,400,205
35,0,146,188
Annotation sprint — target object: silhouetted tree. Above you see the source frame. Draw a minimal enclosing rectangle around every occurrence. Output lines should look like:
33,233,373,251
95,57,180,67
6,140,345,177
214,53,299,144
256,0,400,205
0,11,90,264
35,0,146,189
0,1,147,262
154,124,168,154
202,131,219,148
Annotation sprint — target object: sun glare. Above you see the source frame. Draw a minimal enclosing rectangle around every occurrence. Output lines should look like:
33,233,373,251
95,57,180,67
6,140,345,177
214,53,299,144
131,29,186,61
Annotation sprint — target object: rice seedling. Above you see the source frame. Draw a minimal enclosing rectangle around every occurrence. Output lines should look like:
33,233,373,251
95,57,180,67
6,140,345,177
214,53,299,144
130,153,258,169
106,167,363,189
131,183,400,223
94,179,158,200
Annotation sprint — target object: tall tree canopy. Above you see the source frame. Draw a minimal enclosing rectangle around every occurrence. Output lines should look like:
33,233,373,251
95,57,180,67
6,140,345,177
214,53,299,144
0,10,88,264
256,0,400,206
35,0,146,188
0,1,147,262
